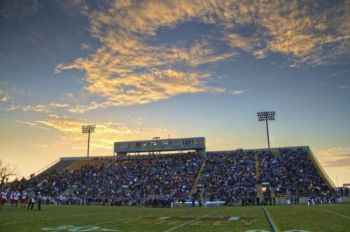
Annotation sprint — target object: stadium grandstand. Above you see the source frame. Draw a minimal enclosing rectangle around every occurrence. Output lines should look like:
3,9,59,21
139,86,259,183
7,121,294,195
7,136,348,208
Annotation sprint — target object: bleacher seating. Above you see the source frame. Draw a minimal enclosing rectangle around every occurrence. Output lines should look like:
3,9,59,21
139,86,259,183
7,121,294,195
258,148,329,195
199,151,257,201
10,147,332,206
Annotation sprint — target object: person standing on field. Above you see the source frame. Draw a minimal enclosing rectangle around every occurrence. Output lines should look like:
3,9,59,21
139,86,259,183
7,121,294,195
13,190,21,208
0,189,8,208
20,190,27,208
37,191,42,211
27,191,35,210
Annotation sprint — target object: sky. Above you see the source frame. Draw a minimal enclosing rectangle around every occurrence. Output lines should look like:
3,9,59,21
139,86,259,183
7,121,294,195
0,0,349,186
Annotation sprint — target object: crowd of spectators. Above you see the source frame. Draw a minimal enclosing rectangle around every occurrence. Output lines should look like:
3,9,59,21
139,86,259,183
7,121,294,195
5,148,341,207
10,153,201,207
199,151,257,201
258,148,330,196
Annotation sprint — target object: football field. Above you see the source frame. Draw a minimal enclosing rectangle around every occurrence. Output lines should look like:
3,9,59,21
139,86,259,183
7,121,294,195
1,204,349,232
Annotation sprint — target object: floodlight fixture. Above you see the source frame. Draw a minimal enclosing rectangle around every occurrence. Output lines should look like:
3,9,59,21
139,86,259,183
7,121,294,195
257,111,276,149
81,125,96,158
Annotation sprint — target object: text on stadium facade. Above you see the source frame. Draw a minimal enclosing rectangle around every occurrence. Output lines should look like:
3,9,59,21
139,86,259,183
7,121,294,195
114,137,205,156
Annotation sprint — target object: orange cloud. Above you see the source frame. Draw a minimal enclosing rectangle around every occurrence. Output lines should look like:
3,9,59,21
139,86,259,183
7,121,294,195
0,82,14,104
317,147,350,167
33,115,178,150
55,0,350,110
8,102,69,113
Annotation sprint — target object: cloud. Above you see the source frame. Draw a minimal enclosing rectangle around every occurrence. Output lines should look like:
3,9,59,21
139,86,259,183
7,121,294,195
16,120,38,127
81,43,90,51
34,144,49,148
218,1,350,65
0,82,13,104
317,147,350,168
324,157,350,168
0,92,11,103
33,115,177,150
58,0,90,16
331,69,350,77
337,85,349,90
55,0,238,108
35,116,135,149
55,0,350,110
9,102,69,113
230,90,246,96
15,120,51,131
0,82,71,114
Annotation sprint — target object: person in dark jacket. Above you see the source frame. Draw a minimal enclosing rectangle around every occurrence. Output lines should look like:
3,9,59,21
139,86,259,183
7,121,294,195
37,191,42,211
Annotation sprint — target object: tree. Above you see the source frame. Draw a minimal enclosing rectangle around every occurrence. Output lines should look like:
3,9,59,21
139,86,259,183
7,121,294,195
0,160,17,186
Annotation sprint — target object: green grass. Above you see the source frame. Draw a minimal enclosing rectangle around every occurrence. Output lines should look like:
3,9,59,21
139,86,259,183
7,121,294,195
0,204,349,232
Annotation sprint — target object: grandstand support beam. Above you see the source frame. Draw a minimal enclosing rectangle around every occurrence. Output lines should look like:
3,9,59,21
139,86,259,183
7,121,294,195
82,125,96,158
257,111,275,149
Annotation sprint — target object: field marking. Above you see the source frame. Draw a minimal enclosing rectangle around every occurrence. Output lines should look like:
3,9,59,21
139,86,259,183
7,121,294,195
263,207,279,232
40,214,158,232
2,221,18,225
162,209,220,232
86,212,158,227
310,207,350,220
158,216,171,220
228,216,240,221
0,207,149,226
41,225,119,232
0,211,88,226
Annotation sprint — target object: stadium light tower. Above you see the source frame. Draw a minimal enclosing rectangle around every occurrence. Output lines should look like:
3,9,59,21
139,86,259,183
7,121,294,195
257,111,275,149
82,125,95,158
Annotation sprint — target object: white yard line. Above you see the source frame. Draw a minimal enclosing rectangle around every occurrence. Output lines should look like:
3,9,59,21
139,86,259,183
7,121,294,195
263,206,279,232
1,221,18,226
310,207,350,220
162,209,220,232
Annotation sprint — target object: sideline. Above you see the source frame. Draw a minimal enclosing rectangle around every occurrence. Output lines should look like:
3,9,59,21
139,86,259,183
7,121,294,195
162,209,220,232
310,207,350,220
263,206,279,232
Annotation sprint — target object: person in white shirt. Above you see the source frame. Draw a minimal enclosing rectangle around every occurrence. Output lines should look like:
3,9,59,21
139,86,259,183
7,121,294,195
21,190,27,207
1,190,8,208
13,190,21,208
9,191,15,208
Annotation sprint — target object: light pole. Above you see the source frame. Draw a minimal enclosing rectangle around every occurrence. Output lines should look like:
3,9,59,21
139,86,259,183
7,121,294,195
82,125,95,158
257,111,275,149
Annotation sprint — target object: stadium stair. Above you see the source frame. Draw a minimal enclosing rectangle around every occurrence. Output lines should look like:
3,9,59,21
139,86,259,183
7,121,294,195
100,158,115,168
272,150,280,157
255,153,263,197
255,153,260,179
256,184,263,197
189,159,206,197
